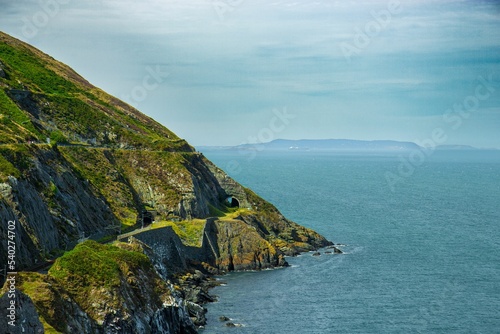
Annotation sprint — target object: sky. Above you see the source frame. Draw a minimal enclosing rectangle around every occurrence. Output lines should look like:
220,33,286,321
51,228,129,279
0,0,499,147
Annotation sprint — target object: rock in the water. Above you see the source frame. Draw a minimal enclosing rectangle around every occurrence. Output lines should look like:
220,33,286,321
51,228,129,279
312,252,321,256
219,316,230,322
326,245,344,254
225,322,243,328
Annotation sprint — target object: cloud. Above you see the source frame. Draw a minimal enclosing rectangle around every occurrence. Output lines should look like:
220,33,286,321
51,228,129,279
1,0,499,147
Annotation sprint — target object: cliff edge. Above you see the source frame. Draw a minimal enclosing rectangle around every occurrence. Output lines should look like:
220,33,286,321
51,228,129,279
0,31,332,333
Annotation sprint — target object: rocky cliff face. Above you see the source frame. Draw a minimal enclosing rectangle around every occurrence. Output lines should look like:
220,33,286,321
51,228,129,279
0,146,118,270
0,241,198,334
0,31,333,333
0,290,44,334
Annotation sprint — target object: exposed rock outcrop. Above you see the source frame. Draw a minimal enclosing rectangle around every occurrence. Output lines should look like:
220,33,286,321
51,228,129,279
0,241,198,334
0,147,119,270
131,217,293,275
0,31,334,333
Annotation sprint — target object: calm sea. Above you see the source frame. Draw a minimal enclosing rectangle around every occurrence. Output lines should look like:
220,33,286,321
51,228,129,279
198,149,500,334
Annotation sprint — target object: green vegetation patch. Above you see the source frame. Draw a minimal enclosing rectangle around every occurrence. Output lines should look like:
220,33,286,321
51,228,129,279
0,153,20,181
1,37,187,150
151,208,253,247
46,240,169,323
16,273,61,333
7,241,163,333
152,219,206,247
0,144,32,181
49,240,150,293
0,41,80,95
219,207,252,220
208,204,227,217
60,147,198,224
41,95,119,144
208,203,250,218
0,88,41,142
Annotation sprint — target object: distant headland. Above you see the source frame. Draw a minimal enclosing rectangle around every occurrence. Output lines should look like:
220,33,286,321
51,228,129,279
198,139,494,152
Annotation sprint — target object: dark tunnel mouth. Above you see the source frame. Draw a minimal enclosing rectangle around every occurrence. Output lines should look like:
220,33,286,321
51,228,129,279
226,196,240,208
141,211,154,225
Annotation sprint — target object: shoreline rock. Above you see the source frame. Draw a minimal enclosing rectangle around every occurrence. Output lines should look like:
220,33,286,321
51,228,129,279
326,245,344,254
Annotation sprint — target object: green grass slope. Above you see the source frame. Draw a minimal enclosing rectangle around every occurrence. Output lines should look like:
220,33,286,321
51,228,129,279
0,31,188,150
0,30,332,271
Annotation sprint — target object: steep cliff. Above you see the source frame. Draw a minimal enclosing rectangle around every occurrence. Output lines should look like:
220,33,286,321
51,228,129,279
0,31,333,333
0,240,198,333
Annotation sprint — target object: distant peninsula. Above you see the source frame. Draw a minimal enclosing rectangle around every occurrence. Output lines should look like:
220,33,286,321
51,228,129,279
198,139,490,152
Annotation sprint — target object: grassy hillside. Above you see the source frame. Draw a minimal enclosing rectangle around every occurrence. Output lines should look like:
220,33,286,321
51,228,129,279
0,31,188,150
0,31,333,333
0,32,204,223
0,31,331,270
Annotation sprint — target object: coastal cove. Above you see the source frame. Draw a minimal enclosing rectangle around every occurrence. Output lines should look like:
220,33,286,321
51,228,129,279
199,150,500,333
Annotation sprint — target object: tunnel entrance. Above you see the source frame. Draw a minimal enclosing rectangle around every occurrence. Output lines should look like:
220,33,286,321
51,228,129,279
226,196,240,208
141,210,156,227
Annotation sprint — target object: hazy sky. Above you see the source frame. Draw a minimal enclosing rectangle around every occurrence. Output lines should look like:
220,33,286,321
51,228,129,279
1,0,499,147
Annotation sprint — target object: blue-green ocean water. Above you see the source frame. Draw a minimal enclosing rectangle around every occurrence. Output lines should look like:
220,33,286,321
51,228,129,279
199,150,500,334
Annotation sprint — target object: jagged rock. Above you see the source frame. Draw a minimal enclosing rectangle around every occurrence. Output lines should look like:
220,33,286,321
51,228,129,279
0,182,13,199
312,252,321,256
327,245,344,254
213,219,285,271
219,316,230,322
186,301,207,327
